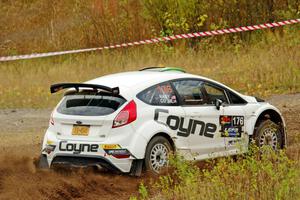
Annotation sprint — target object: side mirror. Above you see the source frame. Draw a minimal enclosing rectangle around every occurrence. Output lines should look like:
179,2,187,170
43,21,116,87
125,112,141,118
214,99,223,110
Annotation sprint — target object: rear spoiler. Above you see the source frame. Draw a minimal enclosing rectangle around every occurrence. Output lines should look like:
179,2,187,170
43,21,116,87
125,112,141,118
50,83,119,95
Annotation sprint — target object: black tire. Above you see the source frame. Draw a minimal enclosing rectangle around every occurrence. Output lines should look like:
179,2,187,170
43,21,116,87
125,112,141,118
254,120,283,150
129,159,144,177
37,154,49,169
144,136,172,174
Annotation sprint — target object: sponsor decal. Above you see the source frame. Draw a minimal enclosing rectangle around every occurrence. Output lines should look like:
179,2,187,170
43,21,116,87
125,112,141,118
227,139,243,146
58,142,124,155
105,149,130,155
43,143,56,154
59,141,98,154
220,116,244,137
46,140,54,145
158,94,177,104
222,127,242,137
220,116,231,125
101,144,121,149
101,144,131,158
154,109,217,138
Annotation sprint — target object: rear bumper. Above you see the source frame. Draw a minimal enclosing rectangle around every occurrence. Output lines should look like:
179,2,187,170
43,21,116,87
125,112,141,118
51,154,122,172
43,147,134,173
42,130,135,173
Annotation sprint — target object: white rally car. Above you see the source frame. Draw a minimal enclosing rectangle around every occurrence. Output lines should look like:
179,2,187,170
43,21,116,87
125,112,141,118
39,67,286,175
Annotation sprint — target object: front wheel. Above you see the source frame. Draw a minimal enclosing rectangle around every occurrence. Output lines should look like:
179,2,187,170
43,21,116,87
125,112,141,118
144,136,172,174
254,120,283,150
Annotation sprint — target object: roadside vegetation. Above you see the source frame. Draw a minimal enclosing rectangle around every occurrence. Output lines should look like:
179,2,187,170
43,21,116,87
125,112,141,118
133,146,300,200
0,0,299,55
0,31,299,108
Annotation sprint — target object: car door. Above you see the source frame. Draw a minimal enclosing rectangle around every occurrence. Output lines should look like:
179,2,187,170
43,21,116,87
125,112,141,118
220,90,248,153
171,79,226,160
137,81,189,156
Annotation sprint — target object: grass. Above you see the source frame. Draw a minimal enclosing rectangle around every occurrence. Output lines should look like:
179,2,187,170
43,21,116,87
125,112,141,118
0,30,299,109
133,146,300,200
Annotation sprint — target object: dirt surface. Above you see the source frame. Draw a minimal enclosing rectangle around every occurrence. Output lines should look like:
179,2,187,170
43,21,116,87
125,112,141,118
0,93,299,200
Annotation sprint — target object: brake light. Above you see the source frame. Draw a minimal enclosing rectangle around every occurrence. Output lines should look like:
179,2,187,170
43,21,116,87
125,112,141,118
112,100,137,128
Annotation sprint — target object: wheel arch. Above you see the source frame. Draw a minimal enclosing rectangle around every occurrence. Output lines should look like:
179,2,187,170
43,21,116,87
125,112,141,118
253,108,286,147
147,132,176,152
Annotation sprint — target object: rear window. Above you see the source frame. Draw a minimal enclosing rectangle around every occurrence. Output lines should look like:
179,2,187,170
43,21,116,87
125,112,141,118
57,90,126,116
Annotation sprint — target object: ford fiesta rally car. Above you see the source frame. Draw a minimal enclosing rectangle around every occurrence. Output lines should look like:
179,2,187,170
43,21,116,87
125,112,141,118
39,67,286,175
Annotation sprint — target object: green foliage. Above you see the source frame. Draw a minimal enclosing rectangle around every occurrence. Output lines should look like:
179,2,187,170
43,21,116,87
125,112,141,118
150,146,300,200
143,0,208,36
0,0,299,55
138,183,148,199
168,154,199,187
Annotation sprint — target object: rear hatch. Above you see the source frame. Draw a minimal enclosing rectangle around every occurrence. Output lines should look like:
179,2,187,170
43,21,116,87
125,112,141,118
52,89,126,142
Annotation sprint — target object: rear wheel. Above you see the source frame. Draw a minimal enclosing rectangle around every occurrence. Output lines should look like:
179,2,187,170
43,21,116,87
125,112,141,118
144,136,172,174
254,120,283,150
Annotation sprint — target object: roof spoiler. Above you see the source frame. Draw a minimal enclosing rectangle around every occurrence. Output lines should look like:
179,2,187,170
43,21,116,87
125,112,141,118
139,67,186,73
50,83,119,95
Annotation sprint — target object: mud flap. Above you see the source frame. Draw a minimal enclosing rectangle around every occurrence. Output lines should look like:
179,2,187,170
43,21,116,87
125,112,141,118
129,159,143,177
38,154,49,169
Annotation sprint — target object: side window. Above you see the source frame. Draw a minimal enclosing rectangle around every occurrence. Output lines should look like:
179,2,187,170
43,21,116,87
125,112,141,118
137,82,178,106
227,91,246,104
172,80,205,105
203,83,228,104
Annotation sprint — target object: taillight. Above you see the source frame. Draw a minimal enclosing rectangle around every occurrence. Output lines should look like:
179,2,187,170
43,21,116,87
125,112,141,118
50,111,54,125
112,100,137,128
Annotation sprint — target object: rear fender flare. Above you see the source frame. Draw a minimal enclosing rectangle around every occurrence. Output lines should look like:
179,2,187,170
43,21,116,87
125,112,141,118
129,121,173,159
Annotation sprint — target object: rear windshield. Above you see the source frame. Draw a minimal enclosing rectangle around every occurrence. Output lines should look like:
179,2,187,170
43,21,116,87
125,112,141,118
57,90,126,116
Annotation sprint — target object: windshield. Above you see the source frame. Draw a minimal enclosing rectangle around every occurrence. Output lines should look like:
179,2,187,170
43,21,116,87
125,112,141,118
57,90,126,116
